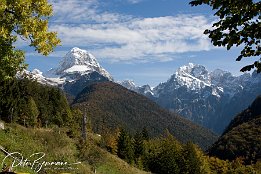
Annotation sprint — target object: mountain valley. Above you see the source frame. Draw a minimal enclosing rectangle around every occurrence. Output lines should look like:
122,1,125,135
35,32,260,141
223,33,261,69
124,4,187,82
1,47,260,173
26,47,261,134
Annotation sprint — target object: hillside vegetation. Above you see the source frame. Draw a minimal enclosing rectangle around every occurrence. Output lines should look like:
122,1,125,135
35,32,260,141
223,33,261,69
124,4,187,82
0,79,260,173
0,78,72,127
73,82,217,149
1,123,259,174
0,123,148,174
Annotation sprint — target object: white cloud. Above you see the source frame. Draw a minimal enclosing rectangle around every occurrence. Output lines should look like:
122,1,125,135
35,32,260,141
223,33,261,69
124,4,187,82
50,0,130,23
127,0,144,4
48,0,213,62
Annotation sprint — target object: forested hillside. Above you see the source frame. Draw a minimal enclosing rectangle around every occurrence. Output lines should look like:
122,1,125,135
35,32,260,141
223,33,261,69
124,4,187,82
72,82,217,149
0,78,72,127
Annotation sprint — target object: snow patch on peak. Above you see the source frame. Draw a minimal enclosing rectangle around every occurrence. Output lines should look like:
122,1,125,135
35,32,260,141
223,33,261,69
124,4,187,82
31,69,43,76
46,47,113,81
177,63,209,81
118,80,136,90
178,63,195,74
17,69,65,86
174,63,211,90
55,47,99,74
19,47,114,91
155,63,257,99
118,80,154,96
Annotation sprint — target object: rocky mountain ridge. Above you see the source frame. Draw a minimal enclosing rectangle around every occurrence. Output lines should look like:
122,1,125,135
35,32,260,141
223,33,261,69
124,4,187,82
23,47,113,96
120,63,261,133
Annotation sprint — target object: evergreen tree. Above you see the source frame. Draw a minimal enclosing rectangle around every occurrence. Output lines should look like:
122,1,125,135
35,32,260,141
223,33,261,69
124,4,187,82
141,127,149,141
28,97,39,127
66,108,82,138
182,142,202,174
133,130,146,169
134,131,145,159
0,78,73,128
117,129,134,164
0,79,20,122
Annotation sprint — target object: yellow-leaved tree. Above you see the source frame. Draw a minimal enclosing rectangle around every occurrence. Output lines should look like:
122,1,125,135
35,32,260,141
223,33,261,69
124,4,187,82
0,0,60,80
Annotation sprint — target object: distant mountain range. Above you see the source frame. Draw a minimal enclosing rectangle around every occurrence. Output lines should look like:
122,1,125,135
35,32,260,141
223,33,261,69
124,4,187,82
20,47,218,149
120,63,261,134
24,48,261,134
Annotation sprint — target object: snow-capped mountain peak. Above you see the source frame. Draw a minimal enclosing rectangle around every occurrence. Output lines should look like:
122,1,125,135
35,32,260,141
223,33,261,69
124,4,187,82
177,63,209,80
58,47,97,70
118,80,154,97
119,80,136,90
45,47,112,81
21,48,113,95
118,63,261,134
174,63,211,90
152,64,261,133
50,47,112,80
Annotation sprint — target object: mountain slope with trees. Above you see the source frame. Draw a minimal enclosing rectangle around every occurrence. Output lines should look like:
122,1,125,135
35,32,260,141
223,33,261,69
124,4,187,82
208,96,261,164
72,81,217,149
0,78,72,127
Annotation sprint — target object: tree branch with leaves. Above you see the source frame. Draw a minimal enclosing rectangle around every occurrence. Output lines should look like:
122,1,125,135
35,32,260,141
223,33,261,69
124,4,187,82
0,0,60,80
190,0,261,72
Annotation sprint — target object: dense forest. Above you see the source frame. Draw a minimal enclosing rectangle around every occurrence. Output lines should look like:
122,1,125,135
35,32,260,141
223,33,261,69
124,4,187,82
108,128,259,174
0,78,72,127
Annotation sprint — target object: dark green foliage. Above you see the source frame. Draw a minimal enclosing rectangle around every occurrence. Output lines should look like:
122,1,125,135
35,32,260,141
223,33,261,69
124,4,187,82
0,79,20,122
143,132,203,174
150,134,182,174
190,0,261,73
209,96,261,164
0,78,72,127
27,97,39,127
72,82,217,149
182,142,202,174
117,129,134,163
134,131,145,159
66,108,82,138
141,127,149,141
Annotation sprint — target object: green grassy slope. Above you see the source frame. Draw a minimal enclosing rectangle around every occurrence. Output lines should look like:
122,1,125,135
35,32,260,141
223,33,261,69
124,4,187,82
0,123,148,174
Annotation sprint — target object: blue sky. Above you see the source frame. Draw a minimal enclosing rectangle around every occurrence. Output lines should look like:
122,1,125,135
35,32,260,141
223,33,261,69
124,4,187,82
23,0,253,86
